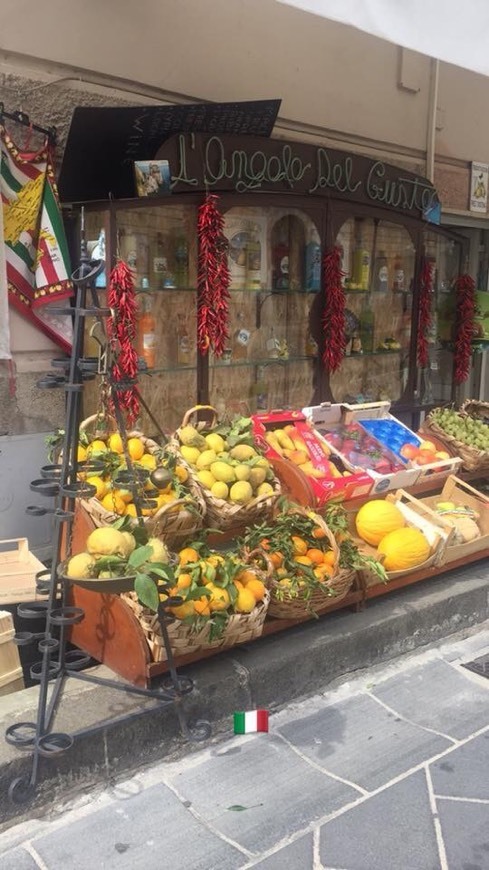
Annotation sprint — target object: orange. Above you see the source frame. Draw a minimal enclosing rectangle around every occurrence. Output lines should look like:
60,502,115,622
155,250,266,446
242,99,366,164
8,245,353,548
291,536,308,555
113,487,133,504
179,546,199,566
194,597,211,617
208,586,230,612
174,464,189,483
312,527,327,540
138,453,157,470
124,503,137,517
245,578,266,602
259,538,270,551
236,568,259,585
314,563,334,580
233,580,244,591
86,476,108,500
171,601,195,619
269,551,284,569
77,444,88,462
176,573,192,590
306,548,325,566
322,550,336,567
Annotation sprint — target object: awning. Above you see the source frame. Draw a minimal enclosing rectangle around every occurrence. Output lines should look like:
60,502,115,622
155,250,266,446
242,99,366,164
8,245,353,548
58,99,281,203
276,0,489,76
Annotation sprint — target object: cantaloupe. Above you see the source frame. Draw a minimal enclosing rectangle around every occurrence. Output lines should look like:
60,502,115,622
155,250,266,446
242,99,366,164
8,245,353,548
377,527,431,572
355,500,405,546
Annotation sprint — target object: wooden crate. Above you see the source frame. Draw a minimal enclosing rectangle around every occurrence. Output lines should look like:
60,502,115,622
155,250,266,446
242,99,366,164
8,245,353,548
0,610,24,696
0,538,46,605
418,476,489,563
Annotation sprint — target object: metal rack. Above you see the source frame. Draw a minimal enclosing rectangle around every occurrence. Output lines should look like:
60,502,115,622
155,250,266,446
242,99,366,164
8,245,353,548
5,232,210,806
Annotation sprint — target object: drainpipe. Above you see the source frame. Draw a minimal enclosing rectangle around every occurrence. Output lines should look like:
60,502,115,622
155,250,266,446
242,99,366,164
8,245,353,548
426,58,439,182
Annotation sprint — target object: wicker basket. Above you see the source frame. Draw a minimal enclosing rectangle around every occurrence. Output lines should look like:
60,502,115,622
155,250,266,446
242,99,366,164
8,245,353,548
172,405,282,536
121,552,271,662
461,399,489,422
422,411,489,474
245,507,352,619
78,414,206,547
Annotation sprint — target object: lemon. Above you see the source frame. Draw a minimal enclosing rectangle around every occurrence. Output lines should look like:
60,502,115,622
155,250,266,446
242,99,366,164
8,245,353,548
180,445,201,465
100,492,126,515
86,476,108,500
171,601,195,619
87,439,108,455
196,449,217,470
197,469,216,489
127,437,145,461
229,444,257,462
121,532,136,556
249,467,267,489
208,585,230,612
112,488,133,504
77,444,87,462
256,482,274,497
125,503,137,517
229,480,253,505
86,527,127,557
174,464,189,483
147,538,170,563
108,432,124,454
210,461,236,484
205,432,226,453
66,552,95,579
235,587,256,613
235,464,251,481
211,481,229,500
138,453,157,470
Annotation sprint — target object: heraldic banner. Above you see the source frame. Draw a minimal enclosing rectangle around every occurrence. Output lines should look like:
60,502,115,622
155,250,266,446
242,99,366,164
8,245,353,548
0,124,73,355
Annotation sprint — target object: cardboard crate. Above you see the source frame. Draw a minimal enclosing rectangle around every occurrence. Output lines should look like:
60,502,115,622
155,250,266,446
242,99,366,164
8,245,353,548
0,538,46,605
252,410,372,506
416,476,489,564
347,489,454,586
0,610,24,696
304,402,461,492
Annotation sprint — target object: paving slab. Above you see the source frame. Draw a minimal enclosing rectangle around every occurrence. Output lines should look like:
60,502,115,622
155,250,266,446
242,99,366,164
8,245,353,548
31,782,244,870
249,833,314,869
166,734,357,854
278,693,450,792
371,658,489,740
0,849,39,870
319,769,441,870
430,731,489,800
437,799,489,870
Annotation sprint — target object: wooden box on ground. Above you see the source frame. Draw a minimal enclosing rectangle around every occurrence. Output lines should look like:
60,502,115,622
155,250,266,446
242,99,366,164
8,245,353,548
347,489,454,588
0,539,46,605
0,610,24,696
415,476,489,564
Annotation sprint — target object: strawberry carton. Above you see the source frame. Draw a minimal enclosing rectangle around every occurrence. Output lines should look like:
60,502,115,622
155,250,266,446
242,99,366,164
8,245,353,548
252,410,373,506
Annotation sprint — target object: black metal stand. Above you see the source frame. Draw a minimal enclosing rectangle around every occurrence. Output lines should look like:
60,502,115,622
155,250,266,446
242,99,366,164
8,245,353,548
5,238,210,806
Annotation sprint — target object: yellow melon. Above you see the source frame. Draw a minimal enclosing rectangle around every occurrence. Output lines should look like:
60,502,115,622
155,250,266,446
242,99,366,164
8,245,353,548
377,527,431,572
355,500,405,546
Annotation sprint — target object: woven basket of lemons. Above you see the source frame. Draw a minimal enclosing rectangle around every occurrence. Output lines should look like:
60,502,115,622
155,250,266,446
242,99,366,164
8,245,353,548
77,414,206,548
121,544,270,662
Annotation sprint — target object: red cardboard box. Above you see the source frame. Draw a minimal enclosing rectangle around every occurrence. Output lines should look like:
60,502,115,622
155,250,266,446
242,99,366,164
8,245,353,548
252,411,373,506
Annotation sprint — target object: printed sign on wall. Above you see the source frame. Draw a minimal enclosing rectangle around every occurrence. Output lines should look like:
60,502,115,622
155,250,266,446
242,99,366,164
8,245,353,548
470,162,489,213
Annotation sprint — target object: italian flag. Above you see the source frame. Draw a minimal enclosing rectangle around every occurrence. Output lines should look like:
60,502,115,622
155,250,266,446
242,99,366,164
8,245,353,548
234,710,269,734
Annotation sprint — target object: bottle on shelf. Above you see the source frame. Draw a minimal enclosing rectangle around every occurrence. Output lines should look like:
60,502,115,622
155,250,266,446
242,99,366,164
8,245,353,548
136,294,156,370
232,311,251,361
176,313,191,366
304,227,321,292
152,232,168,289
351,225,370,290
372,250,389,293
392,254,405,292
359,297,375,353
174,235,189,288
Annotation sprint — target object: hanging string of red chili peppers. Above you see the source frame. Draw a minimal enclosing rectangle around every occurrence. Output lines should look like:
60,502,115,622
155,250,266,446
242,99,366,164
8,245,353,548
107,260,140,425
197,193,230,356
454,273,475,384
417,258,434,368
322,246,346,372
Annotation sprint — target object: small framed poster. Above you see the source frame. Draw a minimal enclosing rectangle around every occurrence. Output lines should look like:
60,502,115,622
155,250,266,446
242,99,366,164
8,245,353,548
134,160,171,197
470,162,488,213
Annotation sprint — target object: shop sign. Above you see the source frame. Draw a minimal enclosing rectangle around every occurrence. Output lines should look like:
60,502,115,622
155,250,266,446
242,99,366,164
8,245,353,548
158,133,439,218
470,162,489,213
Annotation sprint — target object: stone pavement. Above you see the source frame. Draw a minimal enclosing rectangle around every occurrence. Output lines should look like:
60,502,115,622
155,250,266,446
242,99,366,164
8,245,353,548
1,628,489,869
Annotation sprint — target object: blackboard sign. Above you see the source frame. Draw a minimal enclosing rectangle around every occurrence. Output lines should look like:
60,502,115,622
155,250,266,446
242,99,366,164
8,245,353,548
58,99,281,203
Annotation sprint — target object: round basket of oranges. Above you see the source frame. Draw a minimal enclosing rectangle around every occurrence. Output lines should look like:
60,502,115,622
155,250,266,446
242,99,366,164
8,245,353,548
121,542,271,662
77,414,206,548
241,504,353,619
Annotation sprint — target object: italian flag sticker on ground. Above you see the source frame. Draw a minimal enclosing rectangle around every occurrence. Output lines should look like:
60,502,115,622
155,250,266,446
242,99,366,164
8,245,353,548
234,710,269,734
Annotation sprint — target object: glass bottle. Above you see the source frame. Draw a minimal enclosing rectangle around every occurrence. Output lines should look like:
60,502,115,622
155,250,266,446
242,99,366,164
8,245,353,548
392,254,405,292
232,311,250,361
152,232,168,289
304,227,321,292
174,235,189,288
177,313,191,366
373,250,389,293
137,294,156,370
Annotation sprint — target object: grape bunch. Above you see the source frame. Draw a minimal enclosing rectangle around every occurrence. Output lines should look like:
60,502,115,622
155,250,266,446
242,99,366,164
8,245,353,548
431,408,489,451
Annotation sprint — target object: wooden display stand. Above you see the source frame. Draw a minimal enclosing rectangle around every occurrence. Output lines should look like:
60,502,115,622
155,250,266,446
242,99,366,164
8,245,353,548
67,473,489,688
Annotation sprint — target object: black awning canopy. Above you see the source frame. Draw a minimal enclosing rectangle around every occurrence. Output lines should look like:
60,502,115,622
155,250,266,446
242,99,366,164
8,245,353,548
58,99,281,203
